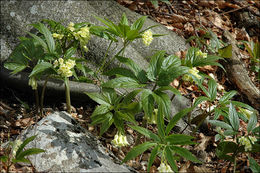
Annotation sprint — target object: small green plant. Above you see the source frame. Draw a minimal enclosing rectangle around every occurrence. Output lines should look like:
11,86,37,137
122,107,201,172
209,103,259,173
0,135,45,173
243,41,260,77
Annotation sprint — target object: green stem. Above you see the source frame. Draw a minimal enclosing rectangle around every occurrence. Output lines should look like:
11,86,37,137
97,40,113,74
65,78,71,114
152,83,157,91
40,77,49,117
35,88,39,115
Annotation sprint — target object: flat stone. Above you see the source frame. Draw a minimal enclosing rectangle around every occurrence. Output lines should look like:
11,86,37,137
19,111,134,172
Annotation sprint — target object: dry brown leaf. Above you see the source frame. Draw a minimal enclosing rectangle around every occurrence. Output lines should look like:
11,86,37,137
195,133,212,151
198,1,215,8
184,22,194,33
171,22,184,29
194,166,213,173
171,13,188,23
179,161,191,172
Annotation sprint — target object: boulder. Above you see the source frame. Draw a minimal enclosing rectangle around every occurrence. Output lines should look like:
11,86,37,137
19,111,135,172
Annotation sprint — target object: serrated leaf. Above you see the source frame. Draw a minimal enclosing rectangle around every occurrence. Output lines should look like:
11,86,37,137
152,91,171,119
141,89,154,118
147,50,165,81
99,113,113,136
27,32,48,51
131,16,147,31
165,147,178,172
91,105,110,118
208,120,233,130
231,101,254,111
208,79,217,101
156,86,181,96
85,92,111,106
171,146,201,163
161,54,181,70
147,145,159,172
38,23,55,53
104,67,137,80
219,90,237,105
102,77,145,88
247,113,257,133
4,62,27,75
229,103,239,131
165,134,195,145
216,141,238,162
166,108,192,135
29,62,52,77
64,47,76,58
157,66,188,86
122,89,142,104
122,142,157,163
128,125,160,142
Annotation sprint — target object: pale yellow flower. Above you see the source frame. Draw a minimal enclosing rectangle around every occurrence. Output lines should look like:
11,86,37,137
158,162,173,173
11,139,23,157
239,136,256,151
68,22,75,32
111,132,129,147
52,33,64,40
182,67,201,82
142,29,153,46
196,50,207,58
53,60,59,68
239,107,253,119
58,58,64,65
28,77,37,90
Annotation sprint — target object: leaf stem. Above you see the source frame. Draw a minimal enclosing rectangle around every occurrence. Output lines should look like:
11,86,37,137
40,76,49,117
65,78,71,114
97,40,113,74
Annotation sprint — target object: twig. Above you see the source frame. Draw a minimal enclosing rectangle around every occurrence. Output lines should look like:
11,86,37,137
219,5,251,16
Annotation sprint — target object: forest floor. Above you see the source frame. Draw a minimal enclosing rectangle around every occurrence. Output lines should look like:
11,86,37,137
0,0,259,172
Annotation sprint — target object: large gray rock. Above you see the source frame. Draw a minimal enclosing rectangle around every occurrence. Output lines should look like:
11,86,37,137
19,111,134,172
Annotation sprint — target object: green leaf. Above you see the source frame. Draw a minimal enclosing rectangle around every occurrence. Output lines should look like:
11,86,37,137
166,108,192,135
38,23,55,53
156,86,181,96
16,135,37,158
218,44,232,58
27,32,48,51
122,89,142,104
165,134,195,145
131,16,147,31
231,101,254,111
153,91,171,119
247,113,257,133
197,82,210,98
120,13,128,25
0,156,8,162
157,66,188,86
94,16,119,36
116,111,136,125
104,67,137,80
99,113,113,136
122,142,157,163
171,146,201,163
12,158,30,164
208,120,233,130
91,105,110,118
128,125,160,142
147,50,165,81
141,89,154,117
156,105,165,139
4,62,27,75
228,103,239,131
193,96,210,108
252,126,260,135
161,54,181,70
147,145,159,172
16,148,45,160
208,79,217,101
223,130,237,136
64,47,76,59
126,29,139,41
85,92,111,106
29,62,52,77
216,141,238,162
219,90,237,105
102,77,145,88
165,147,178,172
249,156,260,173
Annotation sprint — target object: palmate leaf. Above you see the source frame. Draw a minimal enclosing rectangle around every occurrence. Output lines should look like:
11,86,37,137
147,50,165,81
85,92,111,106
122,142,157,163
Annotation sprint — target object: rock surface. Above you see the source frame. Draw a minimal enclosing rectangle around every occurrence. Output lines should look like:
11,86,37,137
19,111,134,172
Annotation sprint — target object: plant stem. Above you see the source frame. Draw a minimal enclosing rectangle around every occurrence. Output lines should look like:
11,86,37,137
65,78,71,114
97,40,113,74
35,89,39,115
40,77,49,117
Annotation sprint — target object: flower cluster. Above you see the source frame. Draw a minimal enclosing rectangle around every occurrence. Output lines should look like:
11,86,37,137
53,58,76,78
238,107,253,119
158,162,173,173
68,22,90,52
11,139,23,157
52,33,64,40
28,76,37,90
111,132,129,147
182,67,201,82
239,136,257,151
196,50,207,58
142,29,153,46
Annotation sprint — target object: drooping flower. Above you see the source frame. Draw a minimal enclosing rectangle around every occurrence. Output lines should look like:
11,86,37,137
68,22,75,32
52,33,64,40
142,29,153,46
239,136,256,151
182,67,201,82
111,132,129,147
54,58,75,78
196,50,207,58
11,139,23,157
28,77,37,90
158,162,173,173
238,107,253,119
